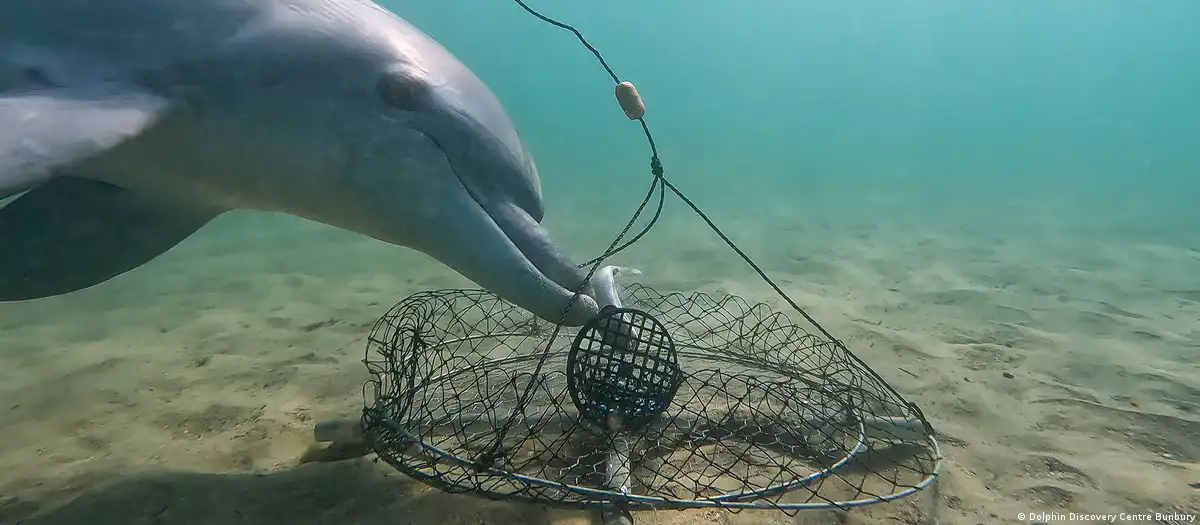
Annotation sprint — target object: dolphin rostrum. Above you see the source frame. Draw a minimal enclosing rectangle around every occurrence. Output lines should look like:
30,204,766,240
0,0,601,325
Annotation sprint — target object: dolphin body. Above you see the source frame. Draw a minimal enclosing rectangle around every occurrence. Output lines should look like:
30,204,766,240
0,0,601,325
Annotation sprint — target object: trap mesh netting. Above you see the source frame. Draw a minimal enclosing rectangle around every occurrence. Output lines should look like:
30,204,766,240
357,271,942,514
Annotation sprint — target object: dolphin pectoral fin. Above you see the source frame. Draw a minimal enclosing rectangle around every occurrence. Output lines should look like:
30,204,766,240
0,85,167,199
417,202,599,326
0,177,218,301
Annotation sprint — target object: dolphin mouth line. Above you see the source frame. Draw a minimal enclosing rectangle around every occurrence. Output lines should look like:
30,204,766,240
422,131,565,292
421,132,489,223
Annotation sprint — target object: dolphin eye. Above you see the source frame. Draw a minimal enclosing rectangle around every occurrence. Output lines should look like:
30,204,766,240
377,71,425,111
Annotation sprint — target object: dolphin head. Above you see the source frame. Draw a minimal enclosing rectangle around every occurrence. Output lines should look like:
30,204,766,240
380,60,601,324
223,9,602,326
376,60,544,221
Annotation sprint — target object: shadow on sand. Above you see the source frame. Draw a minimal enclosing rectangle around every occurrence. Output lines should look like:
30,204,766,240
7,459,566,525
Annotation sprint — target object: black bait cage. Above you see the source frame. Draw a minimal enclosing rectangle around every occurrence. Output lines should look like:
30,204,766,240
314,2,943,524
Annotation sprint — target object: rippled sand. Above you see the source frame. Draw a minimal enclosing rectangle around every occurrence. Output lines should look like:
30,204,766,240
1,198,1196,525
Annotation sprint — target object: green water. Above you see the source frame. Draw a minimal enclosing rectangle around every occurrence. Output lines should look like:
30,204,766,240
398,0,1199,250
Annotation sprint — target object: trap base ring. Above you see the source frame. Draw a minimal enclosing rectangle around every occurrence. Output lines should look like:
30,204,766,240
359,268,943,516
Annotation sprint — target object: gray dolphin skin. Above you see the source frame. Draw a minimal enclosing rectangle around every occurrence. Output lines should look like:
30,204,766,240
0,0,601,325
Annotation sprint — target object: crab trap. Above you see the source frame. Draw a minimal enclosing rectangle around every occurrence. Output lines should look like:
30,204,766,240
315,263,943,523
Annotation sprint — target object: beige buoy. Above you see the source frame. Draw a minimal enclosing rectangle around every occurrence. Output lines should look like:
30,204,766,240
615,81,645,120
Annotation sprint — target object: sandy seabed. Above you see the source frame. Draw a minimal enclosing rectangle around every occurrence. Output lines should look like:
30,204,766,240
1,197,1197,525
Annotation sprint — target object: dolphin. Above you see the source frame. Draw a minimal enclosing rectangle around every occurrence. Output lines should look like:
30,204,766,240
0,0,601,325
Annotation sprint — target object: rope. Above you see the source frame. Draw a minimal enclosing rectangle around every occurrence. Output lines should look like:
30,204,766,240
480,0,935,475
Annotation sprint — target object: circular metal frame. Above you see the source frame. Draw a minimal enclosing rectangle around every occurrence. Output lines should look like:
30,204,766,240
361,285,943,514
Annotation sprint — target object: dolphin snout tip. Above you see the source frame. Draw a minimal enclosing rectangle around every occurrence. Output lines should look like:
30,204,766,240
556,293,600,327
